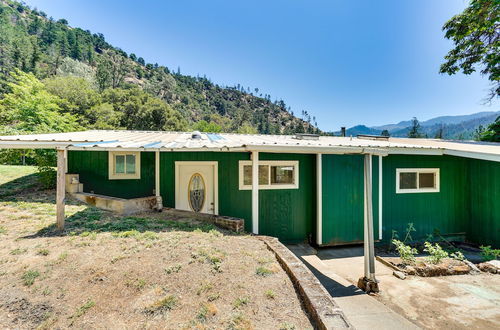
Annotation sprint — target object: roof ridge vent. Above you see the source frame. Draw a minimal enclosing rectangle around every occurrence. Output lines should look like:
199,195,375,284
191,131,202,139
294,133,319,141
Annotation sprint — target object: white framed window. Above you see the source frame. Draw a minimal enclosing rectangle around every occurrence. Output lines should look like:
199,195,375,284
239,160,299,190
396,168,439,193
108,151,141,180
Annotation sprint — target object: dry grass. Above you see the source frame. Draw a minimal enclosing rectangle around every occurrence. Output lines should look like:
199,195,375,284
0,165,312,329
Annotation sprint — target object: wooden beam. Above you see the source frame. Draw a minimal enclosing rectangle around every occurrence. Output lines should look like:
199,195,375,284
316,153,322,245
56,149,66,230
251,151,259,234
363,154,376,281
155,150,163,210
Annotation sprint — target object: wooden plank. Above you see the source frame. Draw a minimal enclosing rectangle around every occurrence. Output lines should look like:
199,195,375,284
56,149,66,230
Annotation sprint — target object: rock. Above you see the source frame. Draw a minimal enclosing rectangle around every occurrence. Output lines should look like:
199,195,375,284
463,260,480,274
478,261,499,274
487,260,500,269
393,271,406,280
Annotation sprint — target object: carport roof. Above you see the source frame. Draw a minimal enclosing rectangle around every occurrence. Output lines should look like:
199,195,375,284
0,130,499,161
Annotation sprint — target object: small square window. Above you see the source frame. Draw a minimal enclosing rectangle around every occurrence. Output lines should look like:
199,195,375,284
396,168,439,193
271,166,294,184
239,161,298,190
109,152,141,180
243,165,269,185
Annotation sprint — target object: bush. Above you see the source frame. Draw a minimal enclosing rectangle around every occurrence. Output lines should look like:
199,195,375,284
423,242,448,264
480,245,500,262
392,239,418,264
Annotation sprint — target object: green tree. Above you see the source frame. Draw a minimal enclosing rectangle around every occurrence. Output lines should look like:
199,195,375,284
480,115,500,141
440,0,500,100
381,129,390,137
407,117,423,138
0,70,80,134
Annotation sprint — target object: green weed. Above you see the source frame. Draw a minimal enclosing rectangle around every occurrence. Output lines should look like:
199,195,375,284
144,295,177,315
22,270,40,286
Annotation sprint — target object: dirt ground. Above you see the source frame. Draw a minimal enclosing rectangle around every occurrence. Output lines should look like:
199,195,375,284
314,246,500,330
0,165,313,329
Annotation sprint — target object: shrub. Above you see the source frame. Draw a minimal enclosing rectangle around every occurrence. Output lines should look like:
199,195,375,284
392,239,418,264
480,245,500,262
450,251,465,261
423,242,449,264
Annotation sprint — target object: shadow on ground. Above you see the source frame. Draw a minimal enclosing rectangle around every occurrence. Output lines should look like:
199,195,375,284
23,206,237,239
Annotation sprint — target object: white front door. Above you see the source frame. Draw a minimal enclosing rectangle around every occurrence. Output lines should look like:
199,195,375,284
175,162,218,214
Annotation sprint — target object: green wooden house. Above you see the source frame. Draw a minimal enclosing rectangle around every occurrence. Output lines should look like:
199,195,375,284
1,130,499,247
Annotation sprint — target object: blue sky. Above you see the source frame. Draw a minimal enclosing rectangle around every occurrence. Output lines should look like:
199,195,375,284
25,0,498,130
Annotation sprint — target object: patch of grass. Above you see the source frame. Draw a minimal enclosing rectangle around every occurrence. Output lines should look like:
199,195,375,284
232,297,250,309
10,247,28,255
194,248,226,273
144,295,178,315
279,322,296,330
196,281,213,295
22,269,40,286
58,251,68,262
165,264,182,274
141,231,159,240
207,293,220,302
196,303,218,322
79,231,97,240
37,248,50,256
126,278,147,290
229,312,252,329
69,299,95,325
255,266,274,277
0,226,6,235
264,290,276,299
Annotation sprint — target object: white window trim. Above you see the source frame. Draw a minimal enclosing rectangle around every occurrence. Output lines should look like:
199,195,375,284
396,168,439,194
239,160,299,190
108,151,141,180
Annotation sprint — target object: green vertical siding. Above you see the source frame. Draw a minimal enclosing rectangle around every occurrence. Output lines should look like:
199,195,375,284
259,153,315,243
67,151,155,199
321,155,379,245
468,159,500,248
381,155,469,242
159,152,252,232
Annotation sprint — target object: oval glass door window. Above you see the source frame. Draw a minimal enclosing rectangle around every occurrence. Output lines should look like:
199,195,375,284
188,173,205,212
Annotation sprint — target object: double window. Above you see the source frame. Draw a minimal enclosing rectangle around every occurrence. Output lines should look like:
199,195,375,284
396,168,439,193
239,160,299,190
109,151,141,180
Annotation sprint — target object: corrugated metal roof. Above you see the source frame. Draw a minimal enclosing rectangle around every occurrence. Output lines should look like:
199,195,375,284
0,130,499,161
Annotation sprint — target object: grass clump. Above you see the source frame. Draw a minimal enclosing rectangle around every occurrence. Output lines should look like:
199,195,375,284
126,278,147,290
264,290,276,299
196,281,213,295
165,264,182,274
423,242,448,264
22,269,40,286
144,295,177,315
256,266,274,277
69,299,95,325
233,297,250,309
37,248,50,256
279,322,296,330
0,226,6,235
196,303,218,322
10,247,27,255
392,239,418,264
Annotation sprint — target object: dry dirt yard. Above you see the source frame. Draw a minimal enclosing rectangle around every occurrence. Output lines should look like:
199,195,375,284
0,165,313,329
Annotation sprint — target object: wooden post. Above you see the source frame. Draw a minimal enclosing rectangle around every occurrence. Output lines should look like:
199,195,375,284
155,150,163,210
56,149,66,230
316,153,322,245
251,151,259,234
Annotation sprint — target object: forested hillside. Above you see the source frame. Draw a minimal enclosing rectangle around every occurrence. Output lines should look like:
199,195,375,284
0,0,317,136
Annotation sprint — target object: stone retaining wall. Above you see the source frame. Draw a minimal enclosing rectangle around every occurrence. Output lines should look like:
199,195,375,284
161,208,244,232
259,236,352,330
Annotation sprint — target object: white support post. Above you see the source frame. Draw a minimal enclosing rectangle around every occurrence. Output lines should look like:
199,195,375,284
316,153,322,245
56,149,66,230
362,153,378,290
155,150,163,210
251,151,259,234
378,155,383,240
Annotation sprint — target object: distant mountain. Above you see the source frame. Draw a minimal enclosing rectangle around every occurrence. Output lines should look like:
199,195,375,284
338,111,500,139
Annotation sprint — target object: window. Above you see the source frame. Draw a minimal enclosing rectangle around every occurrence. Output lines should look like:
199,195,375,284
109,151,141,180
239,160,299,190
396,168,439,193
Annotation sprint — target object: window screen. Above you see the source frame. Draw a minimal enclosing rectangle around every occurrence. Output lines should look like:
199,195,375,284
399,172,417,189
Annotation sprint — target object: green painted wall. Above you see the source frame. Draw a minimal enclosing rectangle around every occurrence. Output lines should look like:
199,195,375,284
381,155,469,243
158,152,252,232
321,155,379,245
259,153,316,243
67,151,155,199
468,159,500,248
